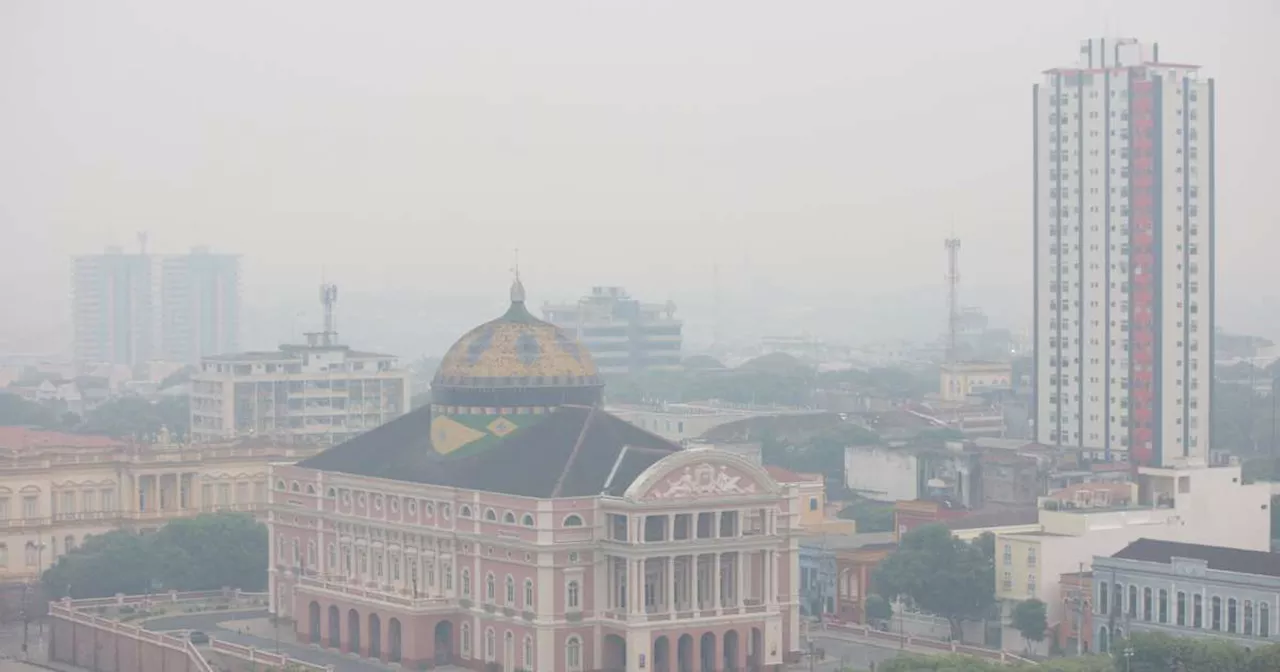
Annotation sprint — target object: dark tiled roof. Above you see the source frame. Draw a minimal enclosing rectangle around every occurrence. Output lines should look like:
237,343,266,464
697,412,841,442
297,404,681,498
1111,538,1280,578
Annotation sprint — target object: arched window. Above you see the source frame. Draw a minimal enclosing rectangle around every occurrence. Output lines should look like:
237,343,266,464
484,508,497,522
307,541,316,568
290,481,301,492
523,636,533,668
1261,602,1270,637
484,628,496,661
459,505,472,518
566,636,582,672
0,543,7,568
503,511,516,524
1245,600,1255,635
1142,587,1152,621
326,487,336,498
306,484,316,495
486,573,496,602
524,579,534,608
1128,585,1138,616
1157,589,1168,624
275,479,286,491
1194,593,1204,628
1211,596,1222,631
1097,625,1109,654
1228,598,1239,633
461,569,472,597
563,514,583,527
1098,580,1109,615
461,623,472,657
506,575,515,604
567,580,581,609
522,514,535,527
328,543,336,569
504,631,514,666
444,563,453,591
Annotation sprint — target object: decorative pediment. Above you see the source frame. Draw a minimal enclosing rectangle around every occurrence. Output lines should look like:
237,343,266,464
646,463,758,500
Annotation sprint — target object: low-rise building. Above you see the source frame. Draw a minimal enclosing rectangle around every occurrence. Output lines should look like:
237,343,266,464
1091,538,1280,652
0,427,323,615
993,465,1270,654
939,361,1013,403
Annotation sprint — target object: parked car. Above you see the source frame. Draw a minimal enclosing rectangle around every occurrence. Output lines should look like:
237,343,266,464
188,631,209,644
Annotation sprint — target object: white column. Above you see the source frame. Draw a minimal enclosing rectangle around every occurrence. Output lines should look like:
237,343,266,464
692,555,701,610
666,556,676,615
713,553,722,610
736,552,746,607
766,550,776,606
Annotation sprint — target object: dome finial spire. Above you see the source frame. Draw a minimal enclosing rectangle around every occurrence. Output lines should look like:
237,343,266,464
509,248,525,303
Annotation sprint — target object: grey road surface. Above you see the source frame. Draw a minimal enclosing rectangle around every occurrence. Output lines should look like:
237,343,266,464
143,611,467,672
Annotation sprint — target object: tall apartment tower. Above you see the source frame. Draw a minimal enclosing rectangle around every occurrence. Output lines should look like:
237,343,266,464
1033,39,1213,467
72,248,154,366
161,247,241,363
542,286,682,375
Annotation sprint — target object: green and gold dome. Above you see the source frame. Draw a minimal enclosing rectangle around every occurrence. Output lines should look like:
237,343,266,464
428,279,603,456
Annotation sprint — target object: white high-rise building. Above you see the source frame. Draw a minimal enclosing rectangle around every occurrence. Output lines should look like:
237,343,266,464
1033,39,1213,467
160,247,241,363
72,248,154,366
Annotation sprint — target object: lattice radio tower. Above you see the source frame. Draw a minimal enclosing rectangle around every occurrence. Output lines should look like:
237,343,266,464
945,238,961,363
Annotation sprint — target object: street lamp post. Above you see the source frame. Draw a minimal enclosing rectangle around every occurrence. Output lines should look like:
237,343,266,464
1123,645,1134,672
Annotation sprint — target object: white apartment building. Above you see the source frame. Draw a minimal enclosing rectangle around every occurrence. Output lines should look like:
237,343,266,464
72,248,154,366
542,286,682,375
160,247,241,363
189,334,409,445
1034,38,1213,466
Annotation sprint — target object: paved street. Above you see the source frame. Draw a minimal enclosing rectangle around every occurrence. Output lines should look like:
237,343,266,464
793,636,904,671
143,611,466,672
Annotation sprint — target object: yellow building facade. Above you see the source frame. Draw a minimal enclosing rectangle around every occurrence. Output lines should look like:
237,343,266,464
0,428,323,586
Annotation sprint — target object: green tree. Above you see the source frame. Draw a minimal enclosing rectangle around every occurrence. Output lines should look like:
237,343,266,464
1010,599,1047,653
42,513,267,599
872,524,994,639
863,593,892,622
77,395,189,441
0,392,60,428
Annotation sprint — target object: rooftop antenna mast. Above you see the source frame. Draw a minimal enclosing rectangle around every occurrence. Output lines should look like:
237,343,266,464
945,236,961,363
319,283,338,346
137,231,149,255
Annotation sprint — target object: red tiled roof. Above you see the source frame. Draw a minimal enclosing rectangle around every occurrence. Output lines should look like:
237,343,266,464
0,427,123,451
764,465,822,484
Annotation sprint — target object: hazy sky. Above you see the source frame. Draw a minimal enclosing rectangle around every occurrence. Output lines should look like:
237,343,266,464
2,0,1277,351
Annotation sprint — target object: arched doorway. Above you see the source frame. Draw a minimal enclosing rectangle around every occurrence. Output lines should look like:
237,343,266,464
750,627,763,671
1097,625,1109,653
308,602,321,644
652,636,670,672
698,633,716,672
347,609,361,655
677,635,694,672
723,630,740,671
327,606,340,649
388,618,402,663
368,614,382,659
603,634,627,671
434,621,454,664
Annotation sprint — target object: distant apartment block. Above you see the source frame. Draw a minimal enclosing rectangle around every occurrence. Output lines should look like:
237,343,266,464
541,286,682,375
72,248,154,366
189,287,408,445
161,247,241,363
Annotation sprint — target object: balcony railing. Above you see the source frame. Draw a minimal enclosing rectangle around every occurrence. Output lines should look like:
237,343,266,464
295,575,451,610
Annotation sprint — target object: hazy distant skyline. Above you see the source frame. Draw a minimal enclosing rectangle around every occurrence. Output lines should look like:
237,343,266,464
2,0,1277,353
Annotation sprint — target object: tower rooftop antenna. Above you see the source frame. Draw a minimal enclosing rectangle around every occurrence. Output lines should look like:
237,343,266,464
319,283,338,346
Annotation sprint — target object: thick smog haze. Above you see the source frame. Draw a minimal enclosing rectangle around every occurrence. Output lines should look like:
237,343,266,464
1,0,1277,356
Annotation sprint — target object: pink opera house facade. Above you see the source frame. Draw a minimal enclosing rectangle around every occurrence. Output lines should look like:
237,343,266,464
267,281,801,671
